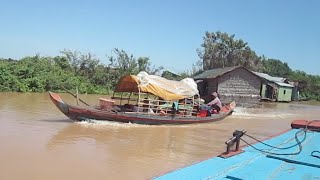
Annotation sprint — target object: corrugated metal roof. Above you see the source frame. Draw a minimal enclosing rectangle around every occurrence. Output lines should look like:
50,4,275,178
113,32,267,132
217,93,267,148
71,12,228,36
252,71,293,88
253,71,286,82
193,66,239,79
275,82,294,87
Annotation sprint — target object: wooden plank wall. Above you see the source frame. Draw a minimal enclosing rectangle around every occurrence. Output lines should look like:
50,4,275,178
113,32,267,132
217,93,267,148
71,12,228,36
207,68,262,106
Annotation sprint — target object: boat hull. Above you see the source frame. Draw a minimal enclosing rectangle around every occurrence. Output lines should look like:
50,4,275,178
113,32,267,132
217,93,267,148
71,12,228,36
49,92,235,125
154,120,320,179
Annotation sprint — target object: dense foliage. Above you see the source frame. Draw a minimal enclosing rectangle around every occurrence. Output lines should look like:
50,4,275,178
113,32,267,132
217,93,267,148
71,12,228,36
1,32,319,100
0,49,163,94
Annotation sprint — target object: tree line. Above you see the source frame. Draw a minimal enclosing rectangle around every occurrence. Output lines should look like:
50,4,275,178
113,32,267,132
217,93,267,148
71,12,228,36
0,49,163,94
0,31,319,100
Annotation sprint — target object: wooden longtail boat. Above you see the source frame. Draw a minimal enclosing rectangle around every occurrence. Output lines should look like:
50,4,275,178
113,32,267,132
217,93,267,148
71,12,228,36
49,72,236,125
154,120,320,179
49,91,235,125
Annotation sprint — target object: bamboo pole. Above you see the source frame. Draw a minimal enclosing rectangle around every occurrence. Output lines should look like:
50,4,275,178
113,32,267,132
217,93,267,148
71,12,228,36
61,86,90,106
76,87,79,105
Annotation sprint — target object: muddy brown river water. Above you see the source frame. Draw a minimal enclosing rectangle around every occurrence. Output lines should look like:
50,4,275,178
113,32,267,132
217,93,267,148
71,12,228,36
0,92,319,180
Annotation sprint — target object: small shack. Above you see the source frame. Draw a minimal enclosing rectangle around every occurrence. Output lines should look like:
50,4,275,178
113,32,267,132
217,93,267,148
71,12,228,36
193,66,262,106
289,81,300,101
253,72,293,102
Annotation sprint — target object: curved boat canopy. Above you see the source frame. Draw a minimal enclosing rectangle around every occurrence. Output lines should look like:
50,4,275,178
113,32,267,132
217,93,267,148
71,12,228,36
114,71,199,101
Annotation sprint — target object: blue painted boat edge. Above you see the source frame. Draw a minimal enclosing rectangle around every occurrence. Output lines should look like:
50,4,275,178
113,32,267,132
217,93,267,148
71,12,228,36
221,129,320,179
154,129,320,179
153,120,320,179
152,128,291,179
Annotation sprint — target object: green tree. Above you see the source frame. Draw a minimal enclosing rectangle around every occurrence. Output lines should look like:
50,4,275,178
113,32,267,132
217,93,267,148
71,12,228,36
60,49,100,78
107,48,163,86
262,59,292,77
54,56,72,71
197,31,263,71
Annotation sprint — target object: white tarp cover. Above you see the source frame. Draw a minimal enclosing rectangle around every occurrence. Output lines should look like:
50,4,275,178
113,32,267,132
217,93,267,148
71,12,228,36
115,71,199,100
137,71,199,97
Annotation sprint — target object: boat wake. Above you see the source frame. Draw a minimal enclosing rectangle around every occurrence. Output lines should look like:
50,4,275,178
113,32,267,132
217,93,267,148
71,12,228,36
74,120,197,128
232,107,298,119
75,119,152,128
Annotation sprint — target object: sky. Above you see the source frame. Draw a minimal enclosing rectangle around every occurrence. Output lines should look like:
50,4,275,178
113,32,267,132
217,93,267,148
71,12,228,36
1,0,319,75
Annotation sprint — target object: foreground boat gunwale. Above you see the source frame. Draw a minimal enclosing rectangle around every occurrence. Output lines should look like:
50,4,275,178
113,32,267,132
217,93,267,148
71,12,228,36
154,120,320,179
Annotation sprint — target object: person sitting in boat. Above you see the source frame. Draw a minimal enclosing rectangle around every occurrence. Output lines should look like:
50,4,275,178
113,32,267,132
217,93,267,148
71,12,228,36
171,101,179,115
192,94,205,106
200,92,222,114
